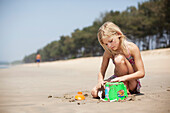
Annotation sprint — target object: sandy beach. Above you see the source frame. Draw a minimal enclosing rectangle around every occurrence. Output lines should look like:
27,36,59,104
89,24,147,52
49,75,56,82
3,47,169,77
0,48,170,113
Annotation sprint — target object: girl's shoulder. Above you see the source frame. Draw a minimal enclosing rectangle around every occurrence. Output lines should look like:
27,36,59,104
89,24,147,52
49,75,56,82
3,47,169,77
126,41,140,55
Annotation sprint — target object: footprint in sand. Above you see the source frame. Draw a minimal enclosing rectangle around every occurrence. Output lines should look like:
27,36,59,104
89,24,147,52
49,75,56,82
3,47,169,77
166,87,170,91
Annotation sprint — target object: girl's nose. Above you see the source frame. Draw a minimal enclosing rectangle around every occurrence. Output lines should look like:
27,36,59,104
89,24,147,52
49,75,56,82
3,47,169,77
107,43,111,48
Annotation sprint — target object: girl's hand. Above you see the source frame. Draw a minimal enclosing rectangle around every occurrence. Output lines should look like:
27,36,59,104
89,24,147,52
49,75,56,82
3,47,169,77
110,76,127,82
97,81,105,89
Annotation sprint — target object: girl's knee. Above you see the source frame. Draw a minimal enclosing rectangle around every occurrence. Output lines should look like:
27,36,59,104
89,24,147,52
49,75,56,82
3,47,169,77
114,54,126,65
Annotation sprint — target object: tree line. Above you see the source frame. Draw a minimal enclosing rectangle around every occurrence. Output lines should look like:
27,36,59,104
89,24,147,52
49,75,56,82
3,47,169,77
23,0,170,63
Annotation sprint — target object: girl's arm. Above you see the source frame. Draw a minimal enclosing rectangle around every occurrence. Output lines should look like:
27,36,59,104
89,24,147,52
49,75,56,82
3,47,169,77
127,43,145,80
98,51,111,83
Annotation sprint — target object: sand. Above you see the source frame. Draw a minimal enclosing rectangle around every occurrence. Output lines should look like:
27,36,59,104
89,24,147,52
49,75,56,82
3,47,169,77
0,48,170,113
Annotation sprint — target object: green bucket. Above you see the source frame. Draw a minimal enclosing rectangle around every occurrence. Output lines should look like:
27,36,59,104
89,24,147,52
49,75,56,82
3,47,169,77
104,82,128,101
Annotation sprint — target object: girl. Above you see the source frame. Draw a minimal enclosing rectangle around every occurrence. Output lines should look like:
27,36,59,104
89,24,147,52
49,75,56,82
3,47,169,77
91,22,145,98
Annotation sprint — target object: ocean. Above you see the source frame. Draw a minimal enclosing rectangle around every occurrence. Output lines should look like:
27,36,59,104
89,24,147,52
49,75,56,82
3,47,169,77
0,64,10,69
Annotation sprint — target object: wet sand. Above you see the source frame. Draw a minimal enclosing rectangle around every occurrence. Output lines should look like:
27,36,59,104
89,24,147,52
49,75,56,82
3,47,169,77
0,48,170,113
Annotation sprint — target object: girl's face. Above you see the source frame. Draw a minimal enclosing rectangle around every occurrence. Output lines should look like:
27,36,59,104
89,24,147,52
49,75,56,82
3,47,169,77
102,35,121,51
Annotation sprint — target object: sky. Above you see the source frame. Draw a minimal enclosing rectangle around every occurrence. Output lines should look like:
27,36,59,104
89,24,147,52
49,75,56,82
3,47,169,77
0,0,148,62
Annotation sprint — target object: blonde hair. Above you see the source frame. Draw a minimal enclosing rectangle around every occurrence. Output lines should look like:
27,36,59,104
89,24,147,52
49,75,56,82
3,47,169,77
97,22,128,55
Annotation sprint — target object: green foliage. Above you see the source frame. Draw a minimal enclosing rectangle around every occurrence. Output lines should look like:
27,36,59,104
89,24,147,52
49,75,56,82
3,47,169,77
23,0,170,63
23,53,36,63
